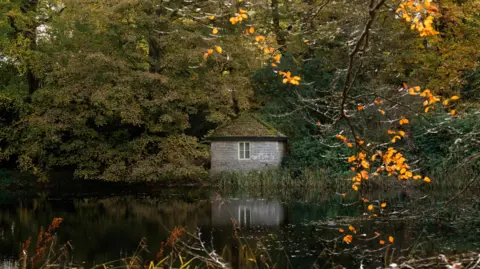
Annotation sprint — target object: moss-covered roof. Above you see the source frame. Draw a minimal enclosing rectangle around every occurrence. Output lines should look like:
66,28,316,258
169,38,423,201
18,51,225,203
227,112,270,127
211,114,286,138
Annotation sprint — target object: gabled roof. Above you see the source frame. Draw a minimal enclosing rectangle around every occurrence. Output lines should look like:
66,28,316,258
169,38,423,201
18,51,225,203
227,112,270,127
209,114,287,141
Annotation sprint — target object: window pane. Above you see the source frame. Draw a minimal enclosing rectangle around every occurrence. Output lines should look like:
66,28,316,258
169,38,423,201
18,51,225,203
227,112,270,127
239,142,244,159
245,150,250,159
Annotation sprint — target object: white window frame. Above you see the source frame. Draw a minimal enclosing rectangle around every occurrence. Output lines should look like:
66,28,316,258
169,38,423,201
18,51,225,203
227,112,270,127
238,142,251,160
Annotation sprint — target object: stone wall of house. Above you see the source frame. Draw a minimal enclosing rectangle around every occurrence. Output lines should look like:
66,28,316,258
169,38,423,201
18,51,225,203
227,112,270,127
210,140,286,173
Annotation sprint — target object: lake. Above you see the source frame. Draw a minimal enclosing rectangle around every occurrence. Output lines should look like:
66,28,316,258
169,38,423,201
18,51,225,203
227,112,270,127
0,186,479,268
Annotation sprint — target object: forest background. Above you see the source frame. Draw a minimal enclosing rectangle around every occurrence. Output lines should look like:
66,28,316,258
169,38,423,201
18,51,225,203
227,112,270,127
0,0,479,184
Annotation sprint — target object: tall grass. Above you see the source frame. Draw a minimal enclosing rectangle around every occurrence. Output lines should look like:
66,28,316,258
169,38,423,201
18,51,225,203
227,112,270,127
210,168,349,195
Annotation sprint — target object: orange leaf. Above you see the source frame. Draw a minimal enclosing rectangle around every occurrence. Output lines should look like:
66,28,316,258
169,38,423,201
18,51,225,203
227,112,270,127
368,204,374,211
388,236,394,243
379,240,385,245
343,235,353,244
399,118,409,125
424,176,431,183
209,15,215,20
352,184,358,191
381,202,387,208
357,105,365,111
273,54,281,63
450,110,456,116
215,46,222,54
249,27,255,34
255,35,265,42
212,28,219,34
379,109,385,115
339,228,344,233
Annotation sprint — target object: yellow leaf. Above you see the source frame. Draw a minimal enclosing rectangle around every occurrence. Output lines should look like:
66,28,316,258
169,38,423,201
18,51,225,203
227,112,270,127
425,107,430,113
381,202,387,208
424,176,431,183
352,185,358,191
209,15,215,20
207,49,213,55
450,110,456,116
215,46,222,54
442,100,449,106
349,225,355,231
379,109,385,115
388,236,394,243
450,96,460,100
398,131,405,137
423,100,429,106
347,143,353,148
368,204,374,211
229,17,237,24
239,8,247,14
413,175,422,180
249,27,255,34
212,28,219,34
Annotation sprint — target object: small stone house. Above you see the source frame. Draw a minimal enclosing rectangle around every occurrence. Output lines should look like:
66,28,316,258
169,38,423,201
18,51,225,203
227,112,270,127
209,114,287,173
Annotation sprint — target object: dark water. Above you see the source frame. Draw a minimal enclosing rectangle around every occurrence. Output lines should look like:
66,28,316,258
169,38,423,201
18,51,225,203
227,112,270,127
0,187,479,268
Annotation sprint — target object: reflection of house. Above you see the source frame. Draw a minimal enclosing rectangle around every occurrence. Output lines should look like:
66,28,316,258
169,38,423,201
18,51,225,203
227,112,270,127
209,114,287,173
211,198,284,228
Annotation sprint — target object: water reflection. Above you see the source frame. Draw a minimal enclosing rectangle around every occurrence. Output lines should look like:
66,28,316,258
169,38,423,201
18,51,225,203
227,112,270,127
212,198,284,228
0,189,478,268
